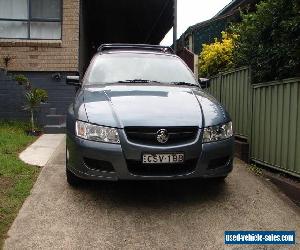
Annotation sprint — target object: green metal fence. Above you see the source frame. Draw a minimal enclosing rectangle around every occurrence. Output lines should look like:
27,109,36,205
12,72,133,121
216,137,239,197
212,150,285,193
207,67,251,139
251,78,300,177
206,68,300,177
207,75,221,101
220,67,252,139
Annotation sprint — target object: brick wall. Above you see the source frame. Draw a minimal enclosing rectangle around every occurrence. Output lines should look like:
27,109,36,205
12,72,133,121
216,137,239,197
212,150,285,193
0,0,79,72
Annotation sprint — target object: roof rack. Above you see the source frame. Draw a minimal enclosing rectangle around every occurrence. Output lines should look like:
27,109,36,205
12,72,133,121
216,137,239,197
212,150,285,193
97,44,174,54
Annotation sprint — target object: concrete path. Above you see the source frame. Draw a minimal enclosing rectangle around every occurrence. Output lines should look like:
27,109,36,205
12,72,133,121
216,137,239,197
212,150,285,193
5,140,300,250
19,134,65,167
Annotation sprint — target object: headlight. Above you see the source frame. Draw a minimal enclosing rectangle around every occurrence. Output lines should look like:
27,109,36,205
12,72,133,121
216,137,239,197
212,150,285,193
202,121,233,143
75,121,120,144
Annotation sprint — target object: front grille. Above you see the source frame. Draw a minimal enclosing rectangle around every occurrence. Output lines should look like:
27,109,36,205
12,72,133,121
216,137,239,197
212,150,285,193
126,159,198,176
125,127,198,145
83,158,115,172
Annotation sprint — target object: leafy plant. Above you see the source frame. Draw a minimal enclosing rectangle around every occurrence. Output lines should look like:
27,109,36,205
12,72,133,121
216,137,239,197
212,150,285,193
34,88,48,103
24,88,48,132
198,32,236,77
13,75,48,133
229,0,300,83
14,74,31,89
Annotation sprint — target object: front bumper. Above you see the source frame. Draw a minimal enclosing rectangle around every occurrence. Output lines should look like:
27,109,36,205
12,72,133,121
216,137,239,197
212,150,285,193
66,129,234,181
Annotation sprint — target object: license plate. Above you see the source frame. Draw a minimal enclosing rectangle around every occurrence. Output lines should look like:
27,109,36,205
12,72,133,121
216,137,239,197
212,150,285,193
142,153,184,164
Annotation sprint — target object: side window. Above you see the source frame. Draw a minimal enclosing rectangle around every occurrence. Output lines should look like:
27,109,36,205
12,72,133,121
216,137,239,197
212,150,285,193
0,0,62,39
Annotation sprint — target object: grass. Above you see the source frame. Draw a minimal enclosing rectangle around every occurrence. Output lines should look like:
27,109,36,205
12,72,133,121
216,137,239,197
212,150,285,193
0,121,40,247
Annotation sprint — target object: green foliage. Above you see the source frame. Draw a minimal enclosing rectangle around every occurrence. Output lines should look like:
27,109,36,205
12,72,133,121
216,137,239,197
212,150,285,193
15,74,49,132
198,32,236,77
24,89,46,110
14,74,29,86
33,88,48,103
24,88,48,132
230,0,300,83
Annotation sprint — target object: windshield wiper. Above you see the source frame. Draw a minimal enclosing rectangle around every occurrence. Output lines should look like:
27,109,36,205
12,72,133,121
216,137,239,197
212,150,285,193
171,81,199,87
117,79,161,83
116,80,198,86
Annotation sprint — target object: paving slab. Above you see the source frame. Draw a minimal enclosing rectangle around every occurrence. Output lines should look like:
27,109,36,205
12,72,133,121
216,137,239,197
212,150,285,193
19,134,65,167
5,140,300,250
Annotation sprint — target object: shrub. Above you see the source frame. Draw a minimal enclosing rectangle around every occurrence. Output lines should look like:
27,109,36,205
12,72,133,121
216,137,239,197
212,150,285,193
24,88,48,132
230,0,300,83
198,32,236,77
14,74,29,85
12,75,48,133
33,88,48,103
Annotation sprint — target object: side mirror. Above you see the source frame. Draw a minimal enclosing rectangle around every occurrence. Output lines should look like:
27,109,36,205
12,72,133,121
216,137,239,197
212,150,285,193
199,78,210,89
66,76,81,87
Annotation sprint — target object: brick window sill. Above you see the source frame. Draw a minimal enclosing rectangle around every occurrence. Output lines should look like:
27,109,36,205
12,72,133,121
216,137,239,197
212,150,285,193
0,39,62,48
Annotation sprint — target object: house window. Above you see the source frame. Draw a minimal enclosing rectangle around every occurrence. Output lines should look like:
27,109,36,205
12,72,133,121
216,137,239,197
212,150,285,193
0,0,62,39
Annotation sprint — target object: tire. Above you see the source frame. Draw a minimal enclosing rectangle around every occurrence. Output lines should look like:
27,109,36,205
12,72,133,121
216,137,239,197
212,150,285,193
66,167,82,186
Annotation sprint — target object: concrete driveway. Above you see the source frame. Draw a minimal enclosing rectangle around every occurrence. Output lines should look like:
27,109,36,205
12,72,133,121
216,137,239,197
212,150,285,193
4,141,300,250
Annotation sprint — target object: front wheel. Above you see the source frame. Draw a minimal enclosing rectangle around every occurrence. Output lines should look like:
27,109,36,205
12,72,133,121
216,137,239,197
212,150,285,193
66,167,82,186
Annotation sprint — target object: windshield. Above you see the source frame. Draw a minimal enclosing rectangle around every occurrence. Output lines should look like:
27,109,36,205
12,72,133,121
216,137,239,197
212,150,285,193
85,53,197,85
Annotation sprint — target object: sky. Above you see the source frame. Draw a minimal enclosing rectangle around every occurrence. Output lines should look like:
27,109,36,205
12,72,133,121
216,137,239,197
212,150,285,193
160,0,233,46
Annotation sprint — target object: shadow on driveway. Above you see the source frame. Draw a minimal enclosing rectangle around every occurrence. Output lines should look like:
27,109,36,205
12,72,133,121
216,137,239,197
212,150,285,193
78,178,227,209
